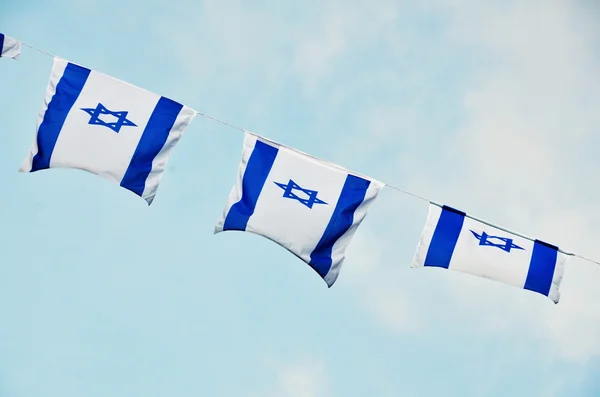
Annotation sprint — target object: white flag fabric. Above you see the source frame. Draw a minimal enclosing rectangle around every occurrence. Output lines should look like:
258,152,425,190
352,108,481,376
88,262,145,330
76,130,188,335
20,58,196,204
0,33,21,59
215,132,384,287
412,204,567,303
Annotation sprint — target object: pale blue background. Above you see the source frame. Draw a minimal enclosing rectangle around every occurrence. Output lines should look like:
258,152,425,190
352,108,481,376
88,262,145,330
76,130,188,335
1,1,600,396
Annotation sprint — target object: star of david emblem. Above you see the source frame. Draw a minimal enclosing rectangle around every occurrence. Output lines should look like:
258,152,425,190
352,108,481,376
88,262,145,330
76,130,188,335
470,230,525,253
80,103,137,133
274,179,328,209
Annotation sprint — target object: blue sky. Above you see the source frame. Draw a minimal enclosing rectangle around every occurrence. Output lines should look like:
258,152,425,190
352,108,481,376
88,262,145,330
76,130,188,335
1,0,600,396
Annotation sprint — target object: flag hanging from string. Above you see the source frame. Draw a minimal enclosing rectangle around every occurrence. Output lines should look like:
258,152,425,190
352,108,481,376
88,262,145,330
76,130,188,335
5,37,597,304
412,203,567,303
0,33,21,59
19,57,196,204
215,131,384,287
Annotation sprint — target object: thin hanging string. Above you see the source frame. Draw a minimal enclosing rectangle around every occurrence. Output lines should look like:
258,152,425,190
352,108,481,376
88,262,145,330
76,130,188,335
195,110,431,204
384,184,430,203
195,111,245,133
20,42,61,59
17,40,600,268
573,254,600,266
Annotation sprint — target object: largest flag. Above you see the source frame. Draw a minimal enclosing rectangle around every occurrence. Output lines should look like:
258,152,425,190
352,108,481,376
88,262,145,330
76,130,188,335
20,58,196,204
215,132,384,287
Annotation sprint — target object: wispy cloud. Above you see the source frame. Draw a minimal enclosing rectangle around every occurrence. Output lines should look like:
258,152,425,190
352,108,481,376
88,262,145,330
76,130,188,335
253,357,331,397
434,0,600,364
309,0,600,365
341,227,422,335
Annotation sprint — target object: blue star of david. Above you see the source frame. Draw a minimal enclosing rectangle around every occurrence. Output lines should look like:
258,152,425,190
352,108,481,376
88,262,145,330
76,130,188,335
274,179,328,209
80,103,137,133
470,230,525,253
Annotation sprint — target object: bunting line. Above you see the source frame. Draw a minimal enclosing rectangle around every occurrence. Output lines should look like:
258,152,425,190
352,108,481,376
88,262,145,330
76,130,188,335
12,39,600,268
195,110,432,203
20,42,60,59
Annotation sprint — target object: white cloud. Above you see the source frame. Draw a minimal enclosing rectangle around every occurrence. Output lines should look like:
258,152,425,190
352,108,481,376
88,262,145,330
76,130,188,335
257,357,331,397
162,0,405,98
342,228,421,335
321,0,600,366
291,0,399,94
417,0,600,364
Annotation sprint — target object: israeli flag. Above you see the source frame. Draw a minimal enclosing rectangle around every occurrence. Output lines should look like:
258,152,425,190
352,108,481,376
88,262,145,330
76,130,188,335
412,204,568,303
20,58,196,204
215,132,384,286
0,33,21,59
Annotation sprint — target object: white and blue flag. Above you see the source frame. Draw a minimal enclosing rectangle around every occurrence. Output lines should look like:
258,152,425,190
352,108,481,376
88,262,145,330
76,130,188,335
0,33,21,59
412,204,567,303
19,58,196,204
215,132,384,287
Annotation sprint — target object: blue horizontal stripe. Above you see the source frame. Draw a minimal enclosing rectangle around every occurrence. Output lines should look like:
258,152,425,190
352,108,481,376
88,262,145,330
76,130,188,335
31,62,90,172
424,205,465,269
309,174,370,280
120,97,183,197
223,139,278,231
524,240,558,298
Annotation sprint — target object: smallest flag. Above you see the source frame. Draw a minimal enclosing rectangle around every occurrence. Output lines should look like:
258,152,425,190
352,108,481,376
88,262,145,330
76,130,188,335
412,203,567,303
0,33,21,59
